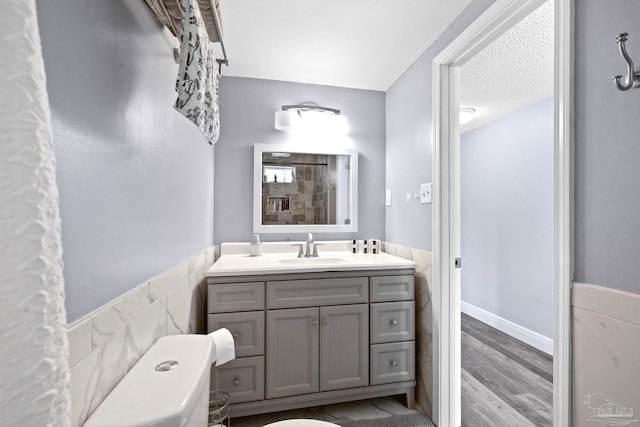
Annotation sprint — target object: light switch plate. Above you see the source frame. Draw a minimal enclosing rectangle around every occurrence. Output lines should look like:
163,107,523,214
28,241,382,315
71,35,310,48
385,190,392,207
420,183,432,204
406,192,412,202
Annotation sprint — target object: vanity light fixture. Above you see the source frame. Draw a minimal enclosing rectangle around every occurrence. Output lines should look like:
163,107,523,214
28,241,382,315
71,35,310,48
274,103,347,134
460,107,476,125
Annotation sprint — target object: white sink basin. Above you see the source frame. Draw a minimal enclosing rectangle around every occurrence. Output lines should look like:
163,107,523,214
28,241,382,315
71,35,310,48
277,257,349,265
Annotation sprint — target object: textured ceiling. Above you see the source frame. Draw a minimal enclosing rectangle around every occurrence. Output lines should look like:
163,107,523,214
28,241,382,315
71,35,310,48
460,0,554,133
217,0,553,129
218,0,471,91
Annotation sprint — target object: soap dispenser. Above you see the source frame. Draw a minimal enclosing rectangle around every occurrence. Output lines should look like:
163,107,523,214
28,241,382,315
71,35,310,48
249,234,262,257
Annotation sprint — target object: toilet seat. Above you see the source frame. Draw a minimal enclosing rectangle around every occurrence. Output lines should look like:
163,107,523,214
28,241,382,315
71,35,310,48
263,420,340,427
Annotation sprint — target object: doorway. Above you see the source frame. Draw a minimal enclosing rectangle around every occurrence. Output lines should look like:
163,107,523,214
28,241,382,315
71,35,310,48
459,2,554,425
431,0,573,426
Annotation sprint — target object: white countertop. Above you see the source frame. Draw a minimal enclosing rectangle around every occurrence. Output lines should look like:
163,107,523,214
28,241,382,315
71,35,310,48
206,241,416,277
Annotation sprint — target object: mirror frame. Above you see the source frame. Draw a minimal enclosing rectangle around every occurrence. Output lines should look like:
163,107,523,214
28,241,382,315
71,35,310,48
253,143,358,233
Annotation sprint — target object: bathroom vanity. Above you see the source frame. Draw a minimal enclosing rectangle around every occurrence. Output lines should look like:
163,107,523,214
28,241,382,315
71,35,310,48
206,242,416,417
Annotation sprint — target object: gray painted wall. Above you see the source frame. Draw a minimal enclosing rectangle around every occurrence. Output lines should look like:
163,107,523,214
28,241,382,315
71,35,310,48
461,98,554,338
214,76,386,244
575,0,640,294
385,0,496,251
37,0,214,322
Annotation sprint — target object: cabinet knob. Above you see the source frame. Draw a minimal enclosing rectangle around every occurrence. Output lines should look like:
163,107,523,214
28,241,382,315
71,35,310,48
390,360,398,367
390,319,398,326
232,332,240,340
233,378,241,386
322,317,329,326
311,319,319,326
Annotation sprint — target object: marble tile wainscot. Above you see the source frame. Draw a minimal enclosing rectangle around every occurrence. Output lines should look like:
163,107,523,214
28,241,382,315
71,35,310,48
382,242,433,418
573,283,640,427
65,246,217,427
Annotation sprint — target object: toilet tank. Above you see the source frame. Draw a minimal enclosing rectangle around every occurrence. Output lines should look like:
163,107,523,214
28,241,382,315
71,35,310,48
84,335,214,427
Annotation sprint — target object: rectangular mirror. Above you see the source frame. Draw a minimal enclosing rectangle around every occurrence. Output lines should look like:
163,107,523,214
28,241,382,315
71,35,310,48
253,143,358,233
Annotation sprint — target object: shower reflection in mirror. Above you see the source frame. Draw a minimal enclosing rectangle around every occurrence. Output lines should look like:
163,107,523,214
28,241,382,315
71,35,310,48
253,144,358,233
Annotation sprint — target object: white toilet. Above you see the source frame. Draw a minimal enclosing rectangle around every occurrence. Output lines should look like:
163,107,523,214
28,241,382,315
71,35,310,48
83,334,339,427
84,334,214,427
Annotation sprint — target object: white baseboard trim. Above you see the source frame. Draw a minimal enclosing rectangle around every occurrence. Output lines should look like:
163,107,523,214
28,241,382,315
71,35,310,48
461,301,553,355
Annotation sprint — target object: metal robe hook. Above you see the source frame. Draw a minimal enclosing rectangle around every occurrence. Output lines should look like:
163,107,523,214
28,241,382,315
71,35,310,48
613,32,640,91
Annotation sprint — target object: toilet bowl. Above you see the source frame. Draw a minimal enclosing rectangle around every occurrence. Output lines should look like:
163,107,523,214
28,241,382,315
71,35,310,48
84,334,214,427
264,421,340,427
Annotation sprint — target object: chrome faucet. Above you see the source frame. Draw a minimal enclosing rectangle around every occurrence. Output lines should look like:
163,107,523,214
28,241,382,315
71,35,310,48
292,233,320,258
305,233,314,257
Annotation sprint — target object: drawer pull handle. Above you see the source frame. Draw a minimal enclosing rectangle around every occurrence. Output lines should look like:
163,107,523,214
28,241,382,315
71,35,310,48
390,360,398,367
233,378,241,386
232,332,240,340
322,317,329,326
311,319,319,326
390,319,398,326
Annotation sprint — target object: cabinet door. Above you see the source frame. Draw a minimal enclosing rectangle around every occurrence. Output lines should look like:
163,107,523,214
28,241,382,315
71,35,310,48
320,304,369,391
266,308,319,399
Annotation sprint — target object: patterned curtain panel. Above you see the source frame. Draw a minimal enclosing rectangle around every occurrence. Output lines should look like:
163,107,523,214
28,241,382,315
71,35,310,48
174,0,221,145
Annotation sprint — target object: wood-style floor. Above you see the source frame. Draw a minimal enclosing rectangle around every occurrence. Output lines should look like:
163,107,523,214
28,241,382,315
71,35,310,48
461,313,553,427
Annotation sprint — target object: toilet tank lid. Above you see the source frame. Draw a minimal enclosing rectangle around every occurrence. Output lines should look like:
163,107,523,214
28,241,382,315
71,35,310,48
84,334,213,427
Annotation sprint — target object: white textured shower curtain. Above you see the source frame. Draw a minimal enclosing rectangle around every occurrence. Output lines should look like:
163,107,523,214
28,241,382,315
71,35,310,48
0,1,71,426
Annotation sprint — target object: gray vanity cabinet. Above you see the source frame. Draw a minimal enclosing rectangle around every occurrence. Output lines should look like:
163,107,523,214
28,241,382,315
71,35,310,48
208,269,415,418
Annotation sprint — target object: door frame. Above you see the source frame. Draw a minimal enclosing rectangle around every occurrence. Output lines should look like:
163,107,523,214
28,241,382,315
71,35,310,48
431,0,574,426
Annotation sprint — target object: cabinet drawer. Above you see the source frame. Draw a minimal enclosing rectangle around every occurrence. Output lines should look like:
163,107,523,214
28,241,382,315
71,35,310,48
208,282,264,313
370,302,415,344
208,312,264,357
267,277,368,309
211,356,264,404
370,275,415,302
370,341,415,385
